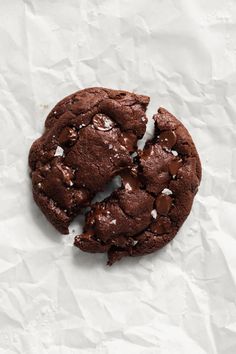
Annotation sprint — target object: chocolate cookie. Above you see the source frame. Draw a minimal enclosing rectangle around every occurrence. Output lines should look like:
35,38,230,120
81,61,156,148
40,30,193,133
29,88,149,234
74,107,201,264
29,88,201,265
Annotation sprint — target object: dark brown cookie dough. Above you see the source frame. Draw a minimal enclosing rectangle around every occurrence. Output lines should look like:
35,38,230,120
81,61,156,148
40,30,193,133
29,88,149,234
74,107,201,265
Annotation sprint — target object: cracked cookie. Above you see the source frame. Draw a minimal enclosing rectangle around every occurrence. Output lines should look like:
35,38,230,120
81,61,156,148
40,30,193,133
29,88,201,265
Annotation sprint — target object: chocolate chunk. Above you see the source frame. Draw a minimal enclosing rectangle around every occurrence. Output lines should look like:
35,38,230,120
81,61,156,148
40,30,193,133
150,217,172,235
159,130,177,149
169,159,182,176
155,194,172,215
138,145,173,194
92,113,115,131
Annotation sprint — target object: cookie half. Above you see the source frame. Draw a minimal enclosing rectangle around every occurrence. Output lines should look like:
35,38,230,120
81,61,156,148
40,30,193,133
74,108,201,264
29,88,149,234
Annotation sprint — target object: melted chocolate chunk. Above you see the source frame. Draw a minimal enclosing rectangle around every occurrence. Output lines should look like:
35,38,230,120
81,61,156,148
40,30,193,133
159,130,177,149
92,113,115,131
155,194,172,216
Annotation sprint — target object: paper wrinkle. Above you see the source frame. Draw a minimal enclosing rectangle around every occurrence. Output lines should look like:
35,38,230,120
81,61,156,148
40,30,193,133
1,0,236,353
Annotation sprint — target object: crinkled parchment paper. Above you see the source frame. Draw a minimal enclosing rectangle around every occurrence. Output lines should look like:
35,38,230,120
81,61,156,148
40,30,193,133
1,0,236,353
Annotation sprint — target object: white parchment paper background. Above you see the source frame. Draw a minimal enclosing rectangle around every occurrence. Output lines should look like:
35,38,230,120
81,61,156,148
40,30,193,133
1,0,236,353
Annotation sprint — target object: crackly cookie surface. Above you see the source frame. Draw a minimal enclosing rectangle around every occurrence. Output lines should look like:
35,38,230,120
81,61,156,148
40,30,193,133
74,108,202,264
29,88,149,234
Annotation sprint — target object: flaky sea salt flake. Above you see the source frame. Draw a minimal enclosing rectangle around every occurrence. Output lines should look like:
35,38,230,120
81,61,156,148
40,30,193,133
151,209,157,219
162,188,173,195
125,183,132,191
54,146,64,156
171,150,178,156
